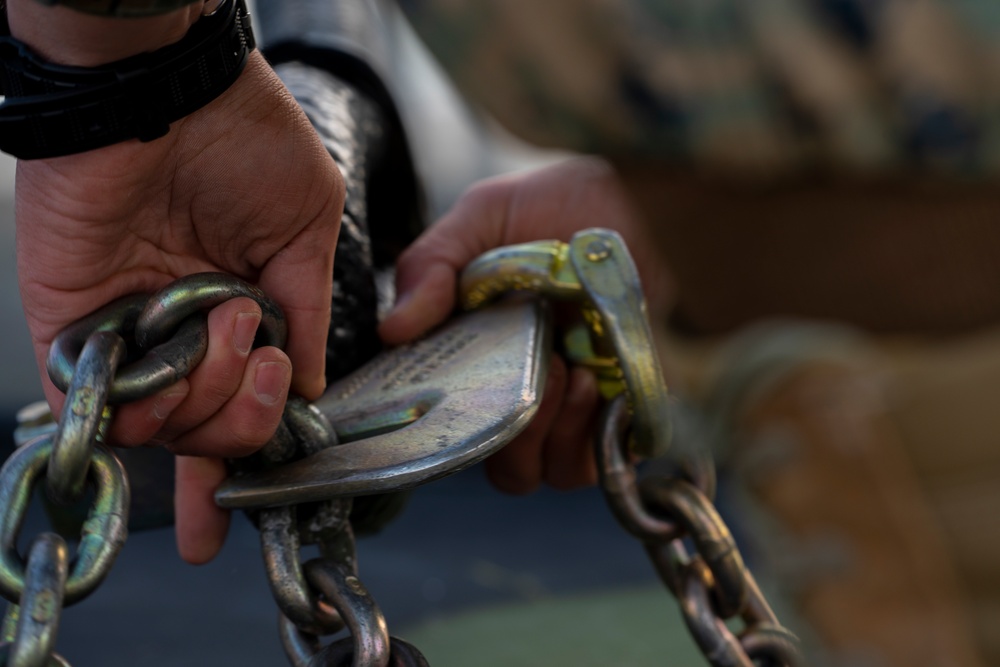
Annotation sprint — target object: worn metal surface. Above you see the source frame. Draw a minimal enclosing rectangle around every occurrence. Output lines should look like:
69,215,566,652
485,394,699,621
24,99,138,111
46,295,209,405
307,636,430,667
6,534,68,667
135,274,287,350
0,436,128,607
260,505,344,636
598,396,803,666
4,244,803,665
47,332,122,506
459,228,671,459
216,299,550,508
458,229,800,666
304,560,390,667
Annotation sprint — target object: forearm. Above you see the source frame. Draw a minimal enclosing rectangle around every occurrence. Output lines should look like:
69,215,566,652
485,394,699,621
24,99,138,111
6,0,203,66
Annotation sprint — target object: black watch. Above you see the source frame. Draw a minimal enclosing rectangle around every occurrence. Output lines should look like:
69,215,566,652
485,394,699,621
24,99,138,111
0,0,254,159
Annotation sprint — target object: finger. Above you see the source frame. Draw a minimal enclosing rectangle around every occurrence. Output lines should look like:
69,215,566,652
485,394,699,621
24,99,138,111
36,344,193,449
542,367,600,491
108,381,191,447
377,261,455,346
175,456,231,565
258,199,340,401
165,347,291,458
379,178,517,345
149,297,261,443
485,355,568,495
39,339,193,449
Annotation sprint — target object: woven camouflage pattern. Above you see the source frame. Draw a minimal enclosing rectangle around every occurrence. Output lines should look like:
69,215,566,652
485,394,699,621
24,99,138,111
401,0,1000,175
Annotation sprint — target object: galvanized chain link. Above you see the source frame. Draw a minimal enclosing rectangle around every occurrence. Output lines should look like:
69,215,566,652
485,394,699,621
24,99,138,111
460,228,716,494
2,533,69,667
0,436,129,608
247,397,410,666
4,272,426,666
0,434,129,666
460,228,804,666
261,504,346,637
281,615,429,667
47,332,123,507
0,274,286,666
601,397,802,666
2,228,802,665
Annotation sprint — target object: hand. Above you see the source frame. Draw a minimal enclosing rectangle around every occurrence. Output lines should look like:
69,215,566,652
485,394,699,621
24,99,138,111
380,158,674,494
11,6,344,564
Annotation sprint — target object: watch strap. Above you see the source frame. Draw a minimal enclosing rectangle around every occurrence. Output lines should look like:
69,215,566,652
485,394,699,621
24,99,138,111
0,0,254,159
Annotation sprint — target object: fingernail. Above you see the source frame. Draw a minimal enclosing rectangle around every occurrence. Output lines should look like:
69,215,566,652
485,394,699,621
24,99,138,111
153,389,187,421
234,312,261,355
255,361,290,405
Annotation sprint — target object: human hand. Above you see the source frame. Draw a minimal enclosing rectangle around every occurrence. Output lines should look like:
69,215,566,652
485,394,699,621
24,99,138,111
10,5,344,564
380,158,674,494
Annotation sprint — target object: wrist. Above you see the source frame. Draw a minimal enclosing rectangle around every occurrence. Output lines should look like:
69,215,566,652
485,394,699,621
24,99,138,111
6,0,203,66
0,0,256,159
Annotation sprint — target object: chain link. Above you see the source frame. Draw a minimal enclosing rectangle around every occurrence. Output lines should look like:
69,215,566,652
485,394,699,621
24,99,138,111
46,294,209,404
309,637,430,667
0,274,278,666
0,436,128,608
3,230,802,665
280,618,430,667
600,397,804,666
48,332,123,506
461,228,804,666
260,506,345,636
303,560,390,666
133,274,286,351
243,391,404,664
4,533,69,667
4,272,432,666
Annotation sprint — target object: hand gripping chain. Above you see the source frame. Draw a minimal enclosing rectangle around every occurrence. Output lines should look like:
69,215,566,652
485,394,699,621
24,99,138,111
0,229,802,666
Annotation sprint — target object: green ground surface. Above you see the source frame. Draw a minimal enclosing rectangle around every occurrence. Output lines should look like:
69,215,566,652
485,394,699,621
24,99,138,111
401,585,705,666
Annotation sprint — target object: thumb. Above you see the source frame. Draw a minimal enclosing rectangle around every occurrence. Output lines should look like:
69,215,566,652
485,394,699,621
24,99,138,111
379,179,515,345
378,258,457,346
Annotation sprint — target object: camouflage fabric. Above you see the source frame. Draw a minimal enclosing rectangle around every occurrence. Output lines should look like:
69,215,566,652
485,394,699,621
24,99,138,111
399,0,1000,175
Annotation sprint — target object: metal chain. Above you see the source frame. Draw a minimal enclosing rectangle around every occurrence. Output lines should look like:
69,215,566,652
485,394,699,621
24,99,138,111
600,397,802,666
0,275,286,665
2,533,69,667
1,273,425,666
0,434,129,665
460,228,804,666
248,398,405,666
0,436,129,606
2,228,801,665
460,228,717,494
